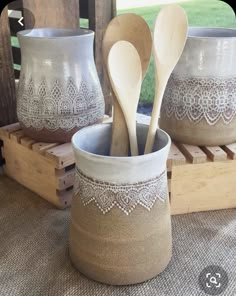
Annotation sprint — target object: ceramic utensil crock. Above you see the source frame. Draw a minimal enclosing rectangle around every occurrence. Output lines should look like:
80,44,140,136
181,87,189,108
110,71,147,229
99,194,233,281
69,123,171,285
160,27,236,146
17,28,105,143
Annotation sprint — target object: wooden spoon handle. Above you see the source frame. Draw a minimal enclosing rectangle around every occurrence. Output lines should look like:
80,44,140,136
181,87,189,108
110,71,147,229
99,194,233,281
144,77,168,154
126,117,139,156
110,94,129,156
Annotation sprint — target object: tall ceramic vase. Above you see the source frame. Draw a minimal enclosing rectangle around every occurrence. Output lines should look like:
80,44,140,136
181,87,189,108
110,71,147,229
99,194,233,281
70,123,172,285
17,28,105,143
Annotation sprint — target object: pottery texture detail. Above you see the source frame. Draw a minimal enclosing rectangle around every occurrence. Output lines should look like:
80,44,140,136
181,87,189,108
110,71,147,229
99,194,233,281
74,168,168,215
16,28,105,142
162,75,236,125
17,75,104,131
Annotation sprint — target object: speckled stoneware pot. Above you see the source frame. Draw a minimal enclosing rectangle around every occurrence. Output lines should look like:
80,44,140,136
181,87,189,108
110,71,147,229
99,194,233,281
69,123,171,285
17,28,105,143
160,27,236,146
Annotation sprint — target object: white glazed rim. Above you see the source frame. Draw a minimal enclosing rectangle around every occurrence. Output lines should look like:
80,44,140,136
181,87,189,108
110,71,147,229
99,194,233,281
72,123,171,160
17,28,94,39
188,27,236,39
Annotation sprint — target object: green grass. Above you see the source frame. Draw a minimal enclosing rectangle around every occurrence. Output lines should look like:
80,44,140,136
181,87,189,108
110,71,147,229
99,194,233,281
119,0,236,104
11,36,19,47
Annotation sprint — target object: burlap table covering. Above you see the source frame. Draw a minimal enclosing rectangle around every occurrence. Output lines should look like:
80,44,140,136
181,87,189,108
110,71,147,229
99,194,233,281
0,175,235,296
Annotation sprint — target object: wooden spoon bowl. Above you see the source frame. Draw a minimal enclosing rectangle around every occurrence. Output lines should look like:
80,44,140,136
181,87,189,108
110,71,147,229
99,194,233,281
108,41,142,156
103,13,152,156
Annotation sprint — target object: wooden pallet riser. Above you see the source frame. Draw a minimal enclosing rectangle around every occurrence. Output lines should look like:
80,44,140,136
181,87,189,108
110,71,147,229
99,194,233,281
2,138,73,208
166,142,236,215
170,160,236,214
0,124,75,209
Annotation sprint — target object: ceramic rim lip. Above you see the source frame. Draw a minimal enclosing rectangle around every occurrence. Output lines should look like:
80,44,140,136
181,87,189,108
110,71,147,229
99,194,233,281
187,27,236,39
72,122,171,161
17,28,94,39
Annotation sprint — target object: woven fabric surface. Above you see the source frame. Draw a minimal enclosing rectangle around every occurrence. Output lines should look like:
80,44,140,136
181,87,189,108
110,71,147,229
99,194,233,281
0,175,235,296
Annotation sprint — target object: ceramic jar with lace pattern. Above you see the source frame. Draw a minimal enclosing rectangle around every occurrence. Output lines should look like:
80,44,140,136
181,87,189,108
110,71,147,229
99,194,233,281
69,123,171,285
159,27,236,146
17,28,105,143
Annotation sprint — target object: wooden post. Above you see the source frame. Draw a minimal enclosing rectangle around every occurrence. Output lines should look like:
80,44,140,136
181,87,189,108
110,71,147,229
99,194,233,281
22,0,80,28
0,7,17,127
89,0,116,115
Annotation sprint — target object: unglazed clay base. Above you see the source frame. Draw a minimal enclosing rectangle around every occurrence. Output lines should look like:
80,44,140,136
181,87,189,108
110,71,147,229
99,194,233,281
69,123,172,285
20,118,103,143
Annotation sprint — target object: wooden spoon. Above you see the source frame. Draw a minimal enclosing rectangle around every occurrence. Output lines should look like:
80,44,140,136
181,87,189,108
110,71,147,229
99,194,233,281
102,13,152,156
107,41,142,156
144,4,188,154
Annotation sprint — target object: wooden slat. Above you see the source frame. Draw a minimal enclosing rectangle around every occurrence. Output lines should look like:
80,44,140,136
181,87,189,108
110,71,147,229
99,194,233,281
32,142,59,155
177,143,207,164
57,188,73,207
45,143,75,169
20,137,36,148
8,0,23,10
171,161,236,215
88,0,116,115
56,169,75,190
22,0,80,29
201,146,227,162
0,123,21,139
55,164,76,177
167,142,186,171
12,46,21,65
0,7,17,127
222,143,236,160
10,130,25,143
2,137,69,208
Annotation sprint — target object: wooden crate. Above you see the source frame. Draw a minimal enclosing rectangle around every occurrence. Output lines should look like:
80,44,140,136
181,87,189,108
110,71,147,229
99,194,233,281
0,123,75,209
1,121,236,213
168,141,236,215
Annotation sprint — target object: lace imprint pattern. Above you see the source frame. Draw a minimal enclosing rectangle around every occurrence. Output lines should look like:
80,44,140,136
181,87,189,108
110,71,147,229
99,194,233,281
74,168,168,215
161,75,236,125
17,75,104,131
